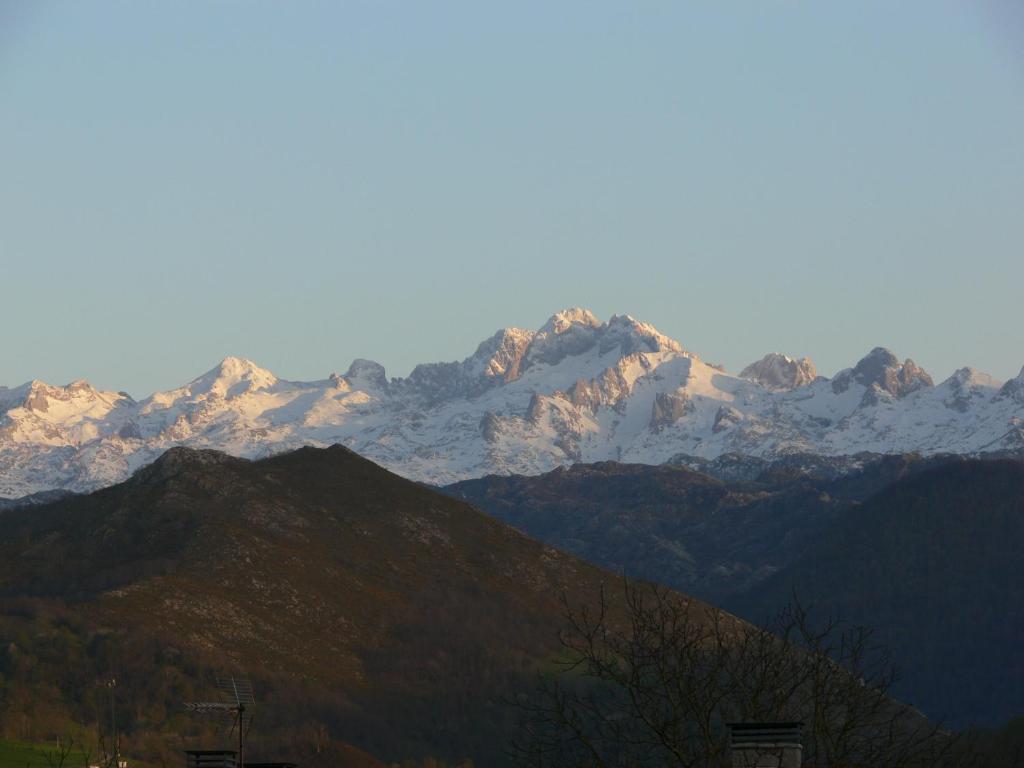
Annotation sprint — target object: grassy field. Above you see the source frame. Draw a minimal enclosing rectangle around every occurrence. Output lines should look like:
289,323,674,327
0,740,88,768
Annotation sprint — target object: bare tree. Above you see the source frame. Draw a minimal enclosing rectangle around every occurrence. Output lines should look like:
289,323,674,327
42,733,117,768
511,579,984,768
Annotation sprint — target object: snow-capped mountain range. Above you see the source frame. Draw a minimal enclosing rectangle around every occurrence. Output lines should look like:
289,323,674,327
2,308,1023,497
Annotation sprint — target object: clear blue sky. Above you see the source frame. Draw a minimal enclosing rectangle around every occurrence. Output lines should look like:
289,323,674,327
2,1,1022,397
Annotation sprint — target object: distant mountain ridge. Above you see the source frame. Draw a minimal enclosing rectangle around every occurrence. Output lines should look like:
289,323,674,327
2,307,1023,495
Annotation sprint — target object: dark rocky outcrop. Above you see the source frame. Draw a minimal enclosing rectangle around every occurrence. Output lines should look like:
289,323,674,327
832,347,933,398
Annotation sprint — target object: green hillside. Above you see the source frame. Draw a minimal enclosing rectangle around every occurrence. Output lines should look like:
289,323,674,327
0,739,86,768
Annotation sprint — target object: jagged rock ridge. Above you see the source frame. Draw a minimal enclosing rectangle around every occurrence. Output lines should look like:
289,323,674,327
1,308,1022,495
740,353,817,390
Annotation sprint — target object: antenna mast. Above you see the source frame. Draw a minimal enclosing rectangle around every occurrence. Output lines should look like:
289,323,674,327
184,676,256,768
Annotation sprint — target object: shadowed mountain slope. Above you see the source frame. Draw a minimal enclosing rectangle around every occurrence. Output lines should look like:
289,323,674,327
443,455,960,604
726,460,1024,729
446,460,845,603
445,455,1024,729
0,445,673,766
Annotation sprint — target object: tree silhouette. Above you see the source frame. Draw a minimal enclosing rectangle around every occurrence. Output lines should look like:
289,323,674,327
511,579,996,768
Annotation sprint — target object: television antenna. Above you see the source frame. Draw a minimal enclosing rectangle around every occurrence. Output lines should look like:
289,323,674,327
185,677,256,768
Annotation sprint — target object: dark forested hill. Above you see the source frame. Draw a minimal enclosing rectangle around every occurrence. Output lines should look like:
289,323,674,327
443,460,861,603
0,445,706,767
726,460,1024,729
444,455,1024,729
443,455,977,601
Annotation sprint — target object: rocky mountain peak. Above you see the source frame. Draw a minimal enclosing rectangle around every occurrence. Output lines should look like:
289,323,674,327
740,353,817,391
539,307,601,335
2,311,1022,498
215,355,271,378
133,445,248,484
834,347,933,399
4,378,123,414
523,309,683,371
21,380,61,412
471,327,535,382
344,359,389,390
940,368,1001,412
998,366,1024,402
398,328,536,405
947,367,1000,390
603,314,684,355
189,356,278,399
859,346,900,369
523,309,603,369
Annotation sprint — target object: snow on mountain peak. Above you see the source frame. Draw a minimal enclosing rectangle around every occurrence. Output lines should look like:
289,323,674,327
998,366,1024,402
216,355,268,376
938,368,1002,412
740,353,817,391
540,307,601,335
833,347,933,399
2,310,1022,498
604,314,684,355
204,356,278,396
143,357,279,411
344,359,389,390
0,377,133,458
947,367,1000,390
472,327,535,382
3,378,127,415
32,379,93,407
398,327,539,404
11,380,54,411
396,310,682,407
523,310,683,371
